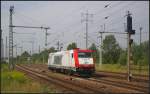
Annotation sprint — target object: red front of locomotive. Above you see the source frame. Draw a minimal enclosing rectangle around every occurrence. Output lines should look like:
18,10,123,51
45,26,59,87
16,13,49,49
73,49,95,76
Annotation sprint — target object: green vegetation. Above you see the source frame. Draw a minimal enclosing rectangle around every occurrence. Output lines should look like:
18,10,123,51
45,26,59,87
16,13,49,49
89,43,99,63
95,64,149,75
90,35,149,75
11,35,148,75
67,42,77,50
132,41,149,65
15,47,56,64
102,35,121,64
1,64,56,93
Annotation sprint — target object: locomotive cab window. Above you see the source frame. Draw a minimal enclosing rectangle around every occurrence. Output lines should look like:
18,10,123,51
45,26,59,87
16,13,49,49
78,52,92,58
72,53,73,58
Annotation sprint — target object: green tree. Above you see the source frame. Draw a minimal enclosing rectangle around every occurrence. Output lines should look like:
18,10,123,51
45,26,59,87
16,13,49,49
48,47,57,53
21,51,30,57
102,35,121,64
19,51,31,63
132,42,141,65
89,43,99,63
118,50,127,65
67,42,77,50
31,47,57,64
132,40,149,65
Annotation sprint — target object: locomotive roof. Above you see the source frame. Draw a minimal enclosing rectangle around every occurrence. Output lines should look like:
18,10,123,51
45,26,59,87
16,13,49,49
49,49,94,55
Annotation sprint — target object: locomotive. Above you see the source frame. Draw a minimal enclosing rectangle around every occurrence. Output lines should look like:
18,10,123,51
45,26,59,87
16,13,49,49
48,48,95,76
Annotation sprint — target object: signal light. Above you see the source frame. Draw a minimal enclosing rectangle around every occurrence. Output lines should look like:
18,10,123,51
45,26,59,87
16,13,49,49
127,15,132,32
129,39,133,45
126,14,135,35
130,30,135,35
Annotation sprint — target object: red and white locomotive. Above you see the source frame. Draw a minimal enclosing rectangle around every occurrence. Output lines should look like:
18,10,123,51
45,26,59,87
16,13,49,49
48,48,95,76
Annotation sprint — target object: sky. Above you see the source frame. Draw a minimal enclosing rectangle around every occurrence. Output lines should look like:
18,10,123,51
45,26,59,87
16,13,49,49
1,1,149,57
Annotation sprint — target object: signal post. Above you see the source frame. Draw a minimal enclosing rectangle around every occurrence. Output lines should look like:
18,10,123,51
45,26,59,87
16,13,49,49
126,11,135,81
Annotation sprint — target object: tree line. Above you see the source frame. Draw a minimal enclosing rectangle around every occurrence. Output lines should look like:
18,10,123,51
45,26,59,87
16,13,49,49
17,34,149,65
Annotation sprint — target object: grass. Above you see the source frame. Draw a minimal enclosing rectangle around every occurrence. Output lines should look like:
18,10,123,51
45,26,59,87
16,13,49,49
95,63,149,76
1,63,56,93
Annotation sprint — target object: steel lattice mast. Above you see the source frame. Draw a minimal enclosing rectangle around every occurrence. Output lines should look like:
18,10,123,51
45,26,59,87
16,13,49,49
9,6,14,70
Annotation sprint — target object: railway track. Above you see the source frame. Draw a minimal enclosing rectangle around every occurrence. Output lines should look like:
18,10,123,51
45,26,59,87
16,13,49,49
87,77,149,93
95,71,149,83
15,64,148,93
15,64,106,93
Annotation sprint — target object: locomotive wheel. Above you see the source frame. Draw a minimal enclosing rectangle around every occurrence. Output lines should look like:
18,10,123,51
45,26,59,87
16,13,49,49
61,69,63,73
53,69,57,72
64,69,67,74
62,69,66,74
67,70,73,75
51,68,53,72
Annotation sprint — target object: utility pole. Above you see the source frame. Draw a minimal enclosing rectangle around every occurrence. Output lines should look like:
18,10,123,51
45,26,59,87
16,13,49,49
18,46,23,55
140,27,142,45
57,41,60,51
6,36,8,62
0,29,2,63
127,30,131,81
45,28,50,50
60,43,63,51
9,6,14,71
81,10,93,49
18,46,22,64
99,32,103,66
22,41,34,55
10,25,50,51
31,41,34,55
15,45,17,63
126,11,135,82
1,38,4,62
8,7,50,65
103,24,105,32
98,25,104,66
39,45,40,53
139,27,142,74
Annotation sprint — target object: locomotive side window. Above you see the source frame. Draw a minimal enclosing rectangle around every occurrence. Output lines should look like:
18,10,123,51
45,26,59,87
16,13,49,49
78,52,92,58
54,55,62,65
72,53,73,58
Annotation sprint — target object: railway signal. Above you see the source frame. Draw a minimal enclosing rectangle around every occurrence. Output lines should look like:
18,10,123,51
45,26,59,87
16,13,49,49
125,11,135,82
98,11,135,82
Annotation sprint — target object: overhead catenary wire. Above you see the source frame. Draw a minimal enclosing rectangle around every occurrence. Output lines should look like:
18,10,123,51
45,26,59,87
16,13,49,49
95,1,124,18
106,1,137,17
49,2,126,42
92,1,137,30
14,2,127,50
10,2,148,52
13,32,36,35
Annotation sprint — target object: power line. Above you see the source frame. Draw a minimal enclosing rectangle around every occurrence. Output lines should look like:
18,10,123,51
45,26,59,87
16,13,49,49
95,1,123,17
106,1,136,17
13,32,36,35
92,1,136,31
16,11,48,26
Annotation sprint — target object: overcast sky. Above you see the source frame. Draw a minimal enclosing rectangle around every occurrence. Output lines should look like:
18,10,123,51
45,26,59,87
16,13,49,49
1,1,149,57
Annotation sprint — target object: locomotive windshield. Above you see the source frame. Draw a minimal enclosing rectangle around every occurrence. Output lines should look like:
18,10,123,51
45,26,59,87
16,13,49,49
78,52,92,58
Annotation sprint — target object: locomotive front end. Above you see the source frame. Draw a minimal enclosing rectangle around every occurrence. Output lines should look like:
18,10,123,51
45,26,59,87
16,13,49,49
75,49,95,76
